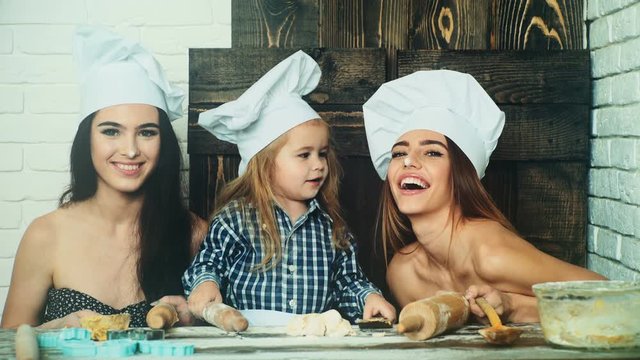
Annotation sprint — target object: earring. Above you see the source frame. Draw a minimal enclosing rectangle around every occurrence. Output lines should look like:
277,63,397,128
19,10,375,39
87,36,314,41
403,157,411,168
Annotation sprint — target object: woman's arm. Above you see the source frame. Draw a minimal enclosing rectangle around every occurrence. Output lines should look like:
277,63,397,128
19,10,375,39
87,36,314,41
1,218,56,328
471,226,606,322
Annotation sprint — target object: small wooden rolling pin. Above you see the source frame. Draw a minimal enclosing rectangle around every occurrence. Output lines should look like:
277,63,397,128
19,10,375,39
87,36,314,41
15,324,39,360
146,302,179,329
397,292,469,340
201,302,248,332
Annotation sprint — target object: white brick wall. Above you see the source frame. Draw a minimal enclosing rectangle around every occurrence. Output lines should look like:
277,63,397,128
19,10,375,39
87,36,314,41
0,0,231,318
588,0,640,280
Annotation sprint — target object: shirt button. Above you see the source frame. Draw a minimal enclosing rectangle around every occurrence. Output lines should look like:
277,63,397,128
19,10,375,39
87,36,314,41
288,265,297,273
288,299,296,308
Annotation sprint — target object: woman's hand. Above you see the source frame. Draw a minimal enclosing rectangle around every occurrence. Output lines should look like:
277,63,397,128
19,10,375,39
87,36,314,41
153,295,198,326
464,285,511,324
363,293,397,323
38,310,99,329
187,281,223,320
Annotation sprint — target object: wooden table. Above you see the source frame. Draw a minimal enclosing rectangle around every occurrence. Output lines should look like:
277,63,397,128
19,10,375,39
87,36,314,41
2,324,639,359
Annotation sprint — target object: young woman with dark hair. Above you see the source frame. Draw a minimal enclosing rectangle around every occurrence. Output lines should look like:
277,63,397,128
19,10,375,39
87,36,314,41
1,26,206,328
62,110,197,303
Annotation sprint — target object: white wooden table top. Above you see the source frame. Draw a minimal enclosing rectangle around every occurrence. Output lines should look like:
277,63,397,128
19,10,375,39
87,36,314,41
2,324,640,359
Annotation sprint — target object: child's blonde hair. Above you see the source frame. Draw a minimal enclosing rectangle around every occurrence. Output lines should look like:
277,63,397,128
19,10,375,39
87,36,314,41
214,119,349,269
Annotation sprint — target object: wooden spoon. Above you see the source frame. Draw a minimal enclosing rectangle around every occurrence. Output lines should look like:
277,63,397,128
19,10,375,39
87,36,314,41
476,298,523,345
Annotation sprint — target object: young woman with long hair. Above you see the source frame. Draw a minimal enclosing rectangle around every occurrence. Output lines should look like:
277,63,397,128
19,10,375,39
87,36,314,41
1,26,206,328
364,70,605,323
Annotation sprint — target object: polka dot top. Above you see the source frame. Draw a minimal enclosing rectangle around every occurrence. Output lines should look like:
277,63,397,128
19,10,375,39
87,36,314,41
42,288,151,327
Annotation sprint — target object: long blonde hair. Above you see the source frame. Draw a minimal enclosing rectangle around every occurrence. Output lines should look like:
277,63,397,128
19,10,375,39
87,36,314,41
377,136,516,264
214,119,349,269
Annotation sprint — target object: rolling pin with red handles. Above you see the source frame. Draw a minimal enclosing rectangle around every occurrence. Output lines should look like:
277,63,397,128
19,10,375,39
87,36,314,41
397,292,469,340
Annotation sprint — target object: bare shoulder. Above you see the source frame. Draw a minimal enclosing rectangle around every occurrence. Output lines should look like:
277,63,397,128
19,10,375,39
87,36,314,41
3,207,75,327
21,203,89,250
463,219,527,259
21,208,65,249
463,220,530,282
463,219,605,291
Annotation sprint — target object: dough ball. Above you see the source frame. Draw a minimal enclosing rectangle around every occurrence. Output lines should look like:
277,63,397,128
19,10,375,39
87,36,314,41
286,310,355,337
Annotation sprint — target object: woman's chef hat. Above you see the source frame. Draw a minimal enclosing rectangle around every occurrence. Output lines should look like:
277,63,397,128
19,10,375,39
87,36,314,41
73,25,184,123
363,70,504,179
198,50,321,175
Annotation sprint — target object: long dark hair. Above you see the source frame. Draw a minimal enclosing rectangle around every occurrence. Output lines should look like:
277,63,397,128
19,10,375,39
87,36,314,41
60,109,193,302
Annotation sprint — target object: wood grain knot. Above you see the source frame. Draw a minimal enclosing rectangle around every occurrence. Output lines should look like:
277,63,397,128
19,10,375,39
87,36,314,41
438,7,454,44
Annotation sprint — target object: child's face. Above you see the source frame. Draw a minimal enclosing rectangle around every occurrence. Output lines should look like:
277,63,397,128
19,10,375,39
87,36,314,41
387,129,452,217
91,103,161,194
272,120,329,210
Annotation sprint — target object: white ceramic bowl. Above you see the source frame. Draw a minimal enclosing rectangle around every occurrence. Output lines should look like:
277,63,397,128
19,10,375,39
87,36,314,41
532,280,640,349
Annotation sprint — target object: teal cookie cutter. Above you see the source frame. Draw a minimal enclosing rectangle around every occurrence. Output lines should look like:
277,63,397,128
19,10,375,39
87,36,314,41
38,327,194,357
36,332,59,348
95,339,137,357
60,340,97,357
59,327,92,341
138,340,195,356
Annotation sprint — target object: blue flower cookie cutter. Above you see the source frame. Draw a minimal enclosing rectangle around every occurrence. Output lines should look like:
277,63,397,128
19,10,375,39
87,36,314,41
96,339,138,357
138,340,195,356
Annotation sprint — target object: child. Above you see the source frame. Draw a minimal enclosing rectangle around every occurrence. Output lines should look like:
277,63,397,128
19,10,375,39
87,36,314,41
182,51,396,323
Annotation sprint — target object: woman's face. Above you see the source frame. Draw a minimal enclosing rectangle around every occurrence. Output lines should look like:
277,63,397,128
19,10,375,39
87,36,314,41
90,104,161,194
387,129,452,217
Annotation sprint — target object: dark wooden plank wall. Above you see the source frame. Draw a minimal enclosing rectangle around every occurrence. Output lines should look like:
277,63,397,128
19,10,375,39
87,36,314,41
189,0,588,298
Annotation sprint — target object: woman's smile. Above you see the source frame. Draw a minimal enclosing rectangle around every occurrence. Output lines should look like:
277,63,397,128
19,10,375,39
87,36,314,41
112,162,144,176
399,174,429,192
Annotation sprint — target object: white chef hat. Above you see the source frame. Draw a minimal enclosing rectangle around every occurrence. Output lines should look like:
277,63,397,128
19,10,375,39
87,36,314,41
73,25,184,123
363,70,504,179
198,50,321,175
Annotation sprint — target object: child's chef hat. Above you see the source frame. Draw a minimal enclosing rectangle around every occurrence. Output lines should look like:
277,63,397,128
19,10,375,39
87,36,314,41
74,25,184,123
198,50,321,175
363,70,504,179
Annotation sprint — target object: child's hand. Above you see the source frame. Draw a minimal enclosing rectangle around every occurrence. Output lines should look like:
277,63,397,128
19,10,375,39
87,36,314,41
363,293,397,323
187,281,223,319
464,285,510,324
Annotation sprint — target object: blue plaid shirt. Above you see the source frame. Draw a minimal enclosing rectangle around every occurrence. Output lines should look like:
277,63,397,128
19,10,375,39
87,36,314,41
182,199,380,321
